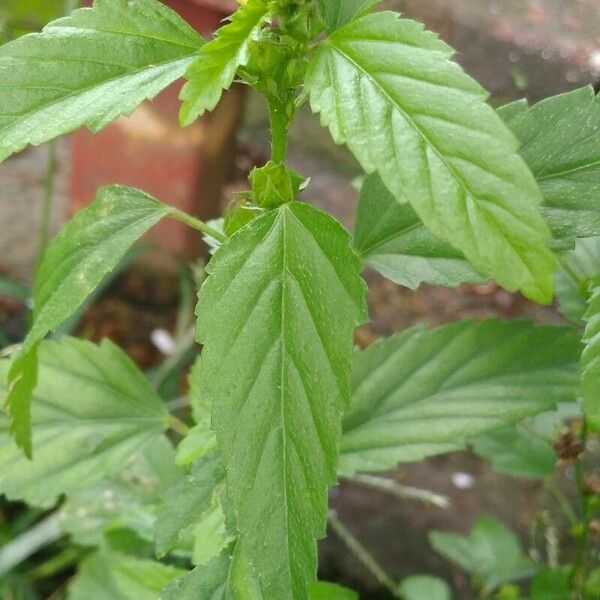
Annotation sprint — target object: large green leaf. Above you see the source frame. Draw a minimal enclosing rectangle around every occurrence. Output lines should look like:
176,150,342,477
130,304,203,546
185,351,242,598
306,12,555,303
430,517,537,592
582,276,600,430
0,337,169,506
179,0,269,126
68,551,183,600
317,0,381,32
154,452,225,558
195,202,367,599
340,320,581,475
0,0,202,162
499,86,600,249
354,173,484,289
5,185,171,455
555,236,600,325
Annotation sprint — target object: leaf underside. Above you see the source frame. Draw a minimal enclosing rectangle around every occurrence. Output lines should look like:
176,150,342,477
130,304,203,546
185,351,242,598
195,202,367,599
340,320,581,475
0,0,203,163
582,276,600,430
0,337,168,506
307,12,555,302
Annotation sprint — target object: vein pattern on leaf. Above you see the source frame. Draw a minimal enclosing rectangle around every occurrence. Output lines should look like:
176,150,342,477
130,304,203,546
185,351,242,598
340,320,581,475
179,0,270,126
582,276,600,430
195,202,367,599
0,0,203,162
500,86,600,249
306,12,555,302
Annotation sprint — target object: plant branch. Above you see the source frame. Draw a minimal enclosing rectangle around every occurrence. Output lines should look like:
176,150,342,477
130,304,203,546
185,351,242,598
167,208,227,243
268,98,291,163
36,140,58,269
350,473,450,509
167,413,190,436
0,513,63,577
328,509,401,598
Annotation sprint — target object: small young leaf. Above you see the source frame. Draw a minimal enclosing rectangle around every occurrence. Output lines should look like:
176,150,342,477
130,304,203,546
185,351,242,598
68,551,183,600
398,575,452,600
430,517,537,592
355,173,484,289
179,0,270,126
340,320,580,475
154,452,225,558
192,498,231,567
317,0,381,33
471,425,556,480
0,0,203,163
499,86,600,249
582,276,600,430
0,337,169,506
555,236,600,325
196,202,367,599
5,186,171,455
307,12,555,303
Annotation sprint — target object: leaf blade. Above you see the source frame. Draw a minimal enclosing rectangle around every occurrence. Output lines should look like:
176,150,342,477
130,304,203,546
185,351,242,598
195,202,367,599
306,12,555,302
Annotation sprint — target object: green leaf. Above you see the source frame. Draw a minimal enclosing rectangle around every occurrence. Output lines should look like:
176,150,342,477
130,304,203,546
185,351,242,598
529,569,571,600
61,437,181,546
5,185,171,455
306,12,555,303
355,173,484,289
317,0,381,32
340,320,580,475
159,553,231,600
68,551,184,600
582,275,600,430
555,236,600,325
430,517,537,592
192,498,231,567
180,0,270,126
310,582,358,599
0,337,169,506
471,425,556,479
0,0,202,163
195,202,367,599
398,575,452,600
154,452,225,558
499,87,600,249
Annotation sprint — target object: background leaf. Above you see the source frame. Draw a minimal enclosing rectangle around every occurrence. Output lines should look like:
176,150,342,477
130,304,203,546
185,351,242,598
310,582,358,599
179,0,269,126
68,551,183,600
340,320,581,475
582,276,600,430
398,575,452,600
430,517,537,592
0,337,169,506
354,173,484,289
307,12,555,303
0,0,202,162
5,185,170,455
195,202,367,599
499,87,600,249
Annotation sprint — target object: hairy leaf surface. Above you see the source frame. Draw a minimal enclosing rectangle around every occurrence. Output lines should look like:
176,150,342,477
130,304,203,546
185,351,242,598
582,276,600,430
340,320,580,475
317,0,381,32
155,452,225,558
500,87,600,249
307,12,555,302
180,0,269,126
0,337,169,506
355,173,483,289
0,0,202,162
195,202,367,599
5,186,170,455
68,551,183,600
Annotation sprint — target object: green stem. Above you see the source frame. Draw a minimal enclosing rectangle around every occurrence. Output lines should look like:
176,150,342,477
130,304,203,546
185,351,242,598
168,208,227,243
27,545,85,580
545,478,578,525
268,98,290,163
36,140,58,269
571,420,591,592
167,413,190,437
328,509,400,598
